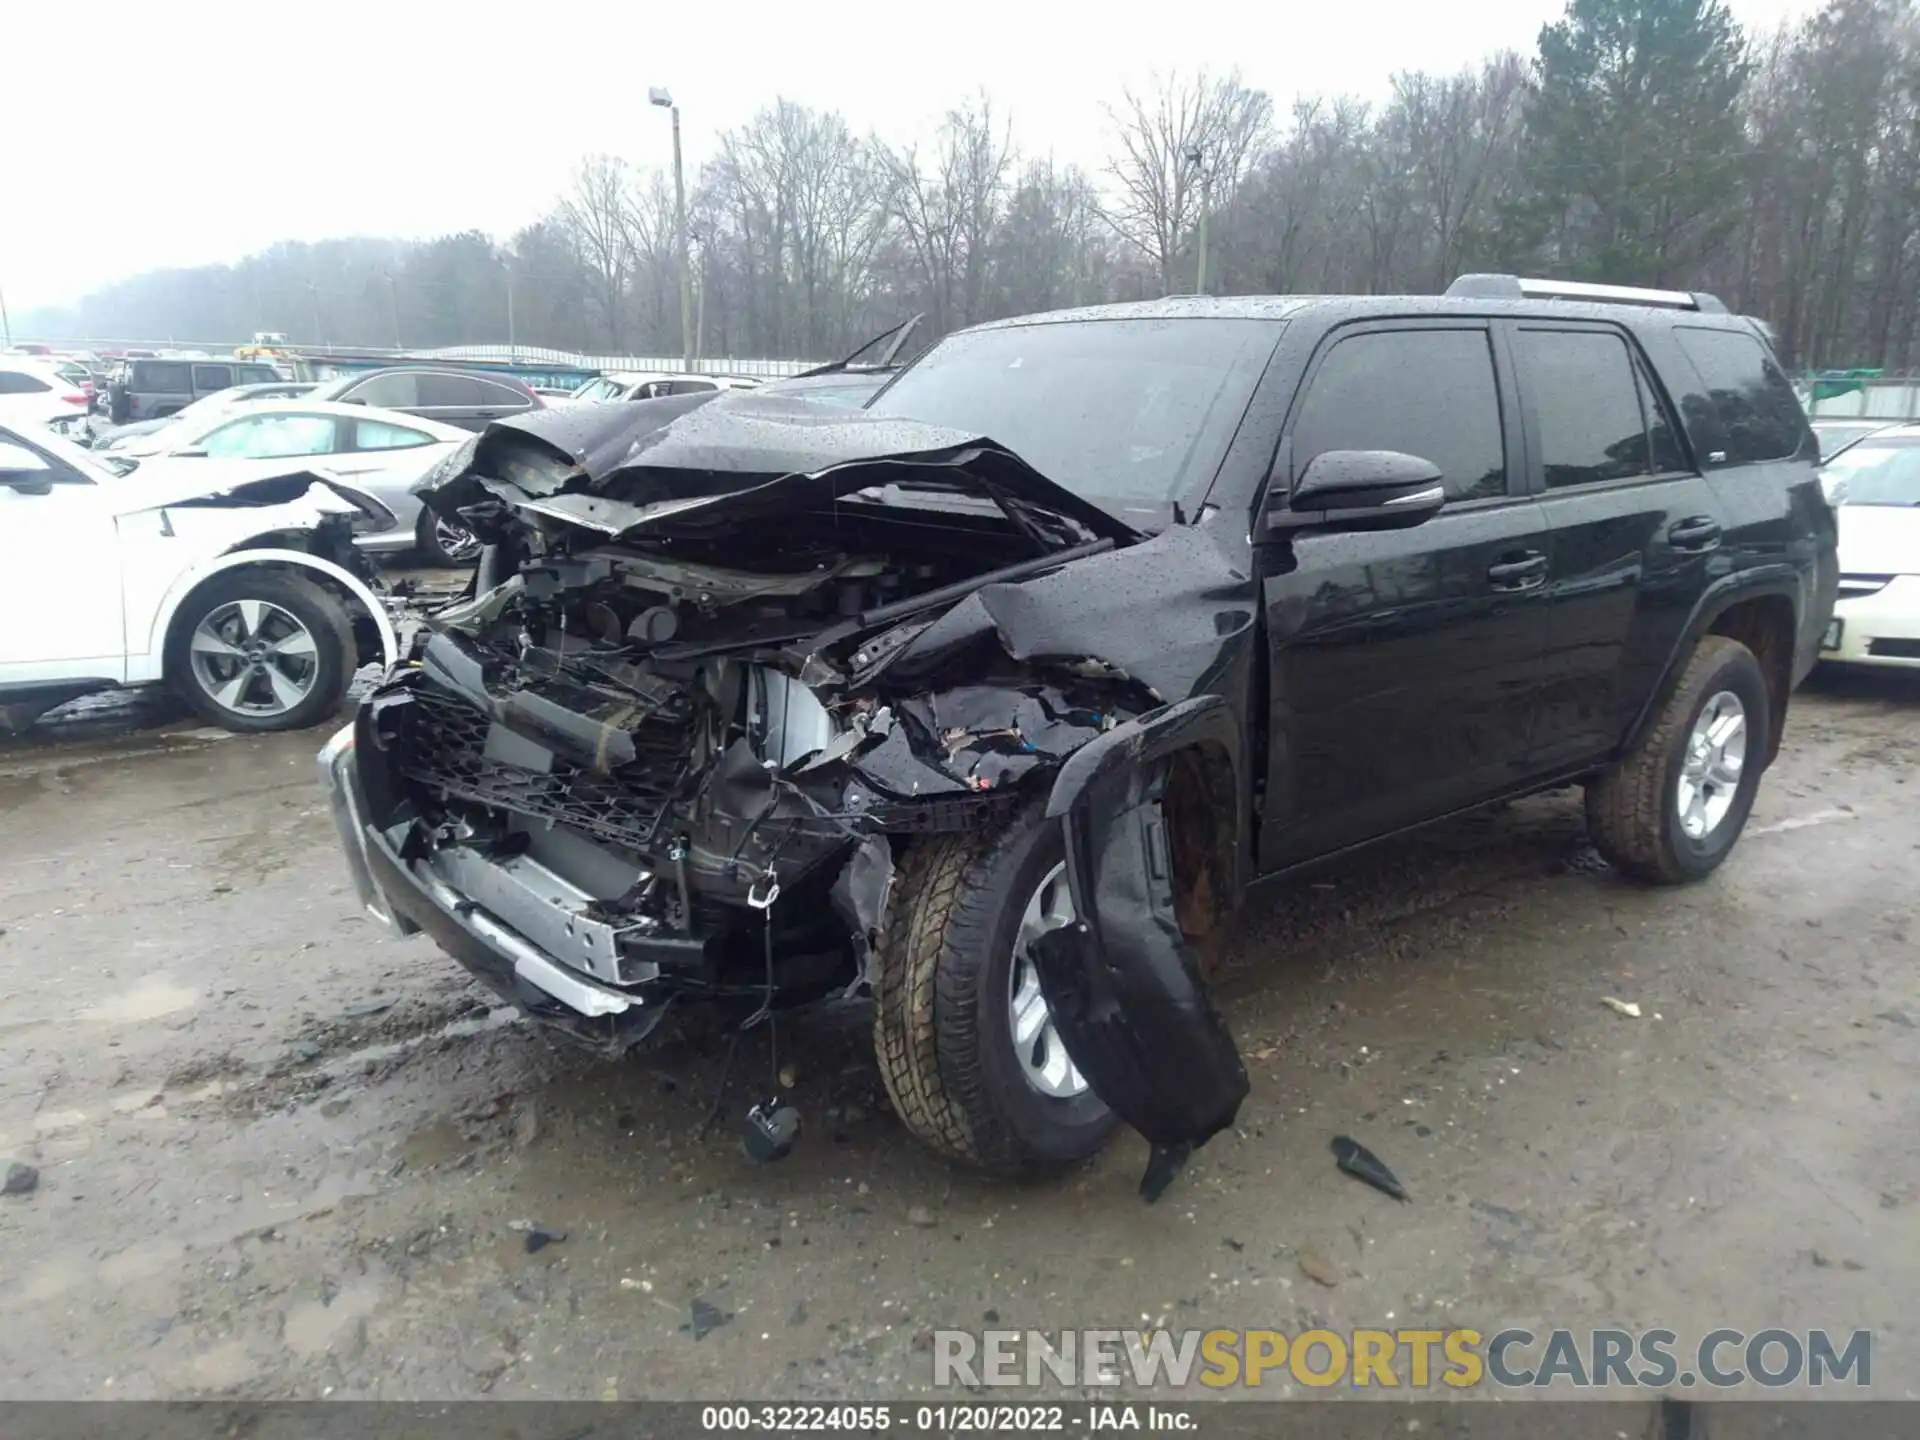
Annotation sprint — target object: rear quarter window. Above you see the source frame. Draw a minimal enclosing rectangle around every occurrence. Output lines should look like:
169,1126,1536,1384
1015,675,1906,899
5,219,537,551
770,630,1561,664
1673,326,1807,465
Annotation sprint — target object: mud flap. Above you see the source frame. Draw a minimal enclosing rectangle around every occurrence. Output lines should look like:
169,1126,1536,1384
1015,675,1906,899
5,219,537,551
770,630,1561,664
1028,697,1249,1201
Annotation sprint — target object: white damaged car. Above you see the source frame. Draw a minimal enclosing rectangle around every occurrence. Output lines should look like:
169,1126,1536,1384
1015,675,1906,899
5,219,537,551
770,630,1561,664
0,422,397,733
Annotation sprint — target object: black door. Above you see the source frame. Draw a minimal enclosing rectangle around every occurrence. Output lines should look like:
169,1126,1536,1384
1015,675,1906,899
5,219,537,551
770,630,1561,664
1513,322,1723,771
1257,321,1553,868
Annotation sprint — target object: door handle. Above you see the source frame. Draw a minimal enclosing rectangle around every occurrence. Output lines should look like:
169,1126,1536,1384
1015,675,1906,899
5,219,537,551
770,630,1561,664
1487,551,1548,591
1668,517,1722,552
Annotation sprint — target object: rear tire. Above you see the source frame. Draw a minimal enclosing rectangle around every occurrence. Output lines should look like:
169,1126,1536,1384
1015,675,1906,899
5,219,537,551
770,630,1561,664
165,570,356,734
415,505,480,567
873,803,1116,1173
1585,635,1770,884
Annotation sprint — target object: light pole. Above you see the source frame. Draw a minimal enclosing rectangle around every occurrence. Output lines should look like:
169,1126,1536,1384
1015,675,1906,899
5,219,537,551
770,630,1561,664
650,86,695,373
1185,144,1210,296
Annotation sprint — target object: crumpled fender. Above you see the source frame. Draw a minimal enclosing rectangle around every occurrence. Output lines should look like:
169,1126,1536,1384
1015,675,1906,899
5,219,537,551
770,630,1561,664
1032,695,1249,1200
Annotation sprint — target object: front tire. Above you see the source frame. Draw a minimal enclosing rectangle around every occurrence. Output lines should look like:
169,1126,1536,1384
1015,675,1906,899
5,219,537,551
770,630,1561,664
873,802,1116,1173
165,570,356,734
1585,635,1770,883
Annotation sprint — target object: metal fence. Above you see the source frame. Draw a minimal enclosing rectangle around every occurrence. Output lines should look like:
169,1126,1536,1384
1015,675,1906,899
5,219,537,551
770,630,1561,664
1795,376,1920,421
18,337,822,379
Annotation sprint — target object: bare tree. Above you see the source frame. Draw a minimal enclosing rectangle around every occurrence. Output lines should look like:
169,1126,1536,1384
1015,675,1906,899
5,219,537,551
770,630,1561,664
557,155,639,350
1102,70,1272,292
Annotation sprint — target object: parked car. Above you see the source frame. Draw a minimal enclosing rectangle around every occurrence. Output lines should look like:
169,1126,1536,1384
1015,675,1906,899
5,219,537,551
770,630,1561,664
0,358,90,430
102,357,284,424
90,381,318,450
114,400,478,564
1814,424,1920,670
0,423,396,734
319,276,1834,1193
305,367,544,432
1811,418,1894,462
564,372,761,404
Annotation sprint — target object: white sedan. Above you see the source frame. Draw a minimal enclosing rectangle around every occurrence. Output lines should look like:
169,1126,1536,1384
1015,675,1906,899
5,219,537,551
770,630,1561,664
1818,423,1920,671
0,423,396,734
113,399,478,564
0,357,90,430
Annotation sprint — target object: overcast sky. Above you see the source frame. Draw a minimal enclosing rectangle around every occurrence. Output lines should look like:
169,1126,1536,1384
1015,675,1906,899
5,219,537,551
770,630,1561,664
3,0,1821,311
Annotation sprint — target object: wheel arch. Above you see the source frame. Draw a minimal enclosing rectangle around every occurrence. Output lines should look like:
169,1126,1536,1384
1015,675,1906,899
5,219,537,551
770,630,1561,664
1623,574,1801,767
144,549,397,683
1045,694,1246,920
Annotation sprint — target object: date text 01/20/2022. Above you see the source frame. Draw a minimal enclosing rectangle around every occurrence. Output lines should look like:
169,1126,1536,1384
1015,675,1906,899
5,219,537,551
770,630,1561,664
698,1405,1192,1431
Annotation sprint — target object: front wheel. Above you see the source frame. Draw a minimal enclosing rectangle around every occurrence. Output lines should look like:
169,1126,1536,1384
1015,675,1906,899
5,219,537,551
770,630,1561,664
165,570,356,733
873,802,1116,1173
1585,635,1771,883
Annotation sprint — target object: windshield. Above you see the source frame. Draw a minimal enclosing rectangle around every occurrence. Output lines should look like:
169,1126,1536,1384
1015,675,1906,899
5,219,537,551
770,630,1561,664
866,317,1282,511
1822,438,1920,506
571,377,629,402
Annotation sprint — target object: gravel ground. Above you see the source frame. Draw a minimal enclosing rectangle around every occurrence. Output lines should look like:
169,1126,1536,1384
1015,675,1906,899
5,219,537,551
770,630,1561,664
0,665,1915,1401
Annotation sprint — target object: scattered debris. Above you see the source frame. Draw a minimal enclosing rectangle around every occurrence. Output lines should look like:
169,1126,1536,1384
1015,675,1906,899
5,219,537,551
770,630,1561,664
3,1161,39,1197
690,1298,732,1341
1600,996,1643,1019
1875,1009,1915,1030
1222,1237,1245,1252
512,1102,541,1150
619,1277,653,1292
742,1101,800,1163
1331,1135,1408,1202
341,995,397,1019
1298,1246,1342,1288
777,1064,799,1089
907,1204,938,1227
523,1225,567,1254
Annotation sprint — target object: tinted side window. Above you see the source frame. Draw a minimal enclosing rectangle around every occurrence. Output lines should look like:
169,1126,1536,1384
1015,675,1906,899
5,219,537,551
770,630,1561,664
1291,328,1507,501
193,364,233,391
1515,329,1650,488
346,373,420,408
419,374,486,407
475,378,532,408
235,365,279,384
665,379,719,397
1673,327,1805,464
0,371,51,394
137,361,193,392
1631,355,1688,472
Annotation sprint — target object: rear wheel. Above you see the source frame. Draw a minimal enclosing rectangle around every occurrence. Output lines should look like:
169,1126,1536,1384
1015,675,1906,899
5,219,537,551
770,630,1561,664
873,803,1116,1173
165,570,356,733
1585,635,1770,883
415,505,481,567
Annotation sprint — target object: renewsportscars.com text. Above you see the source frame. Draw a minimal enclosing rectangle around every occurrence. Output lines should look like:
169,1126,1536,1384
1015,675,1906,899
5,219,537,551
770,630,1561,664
933,1327,1872,1390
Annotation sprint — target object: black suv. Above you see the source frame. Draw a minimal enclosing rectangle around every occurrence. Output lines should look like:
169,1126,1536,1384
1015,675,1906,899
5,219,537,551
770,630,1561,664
318,276,1836,1197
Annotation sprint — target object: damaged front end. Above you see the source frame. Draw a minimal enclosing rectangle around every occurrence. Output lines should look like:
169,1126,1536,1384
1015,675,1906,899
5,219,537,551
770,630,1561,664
321,394,1253,1185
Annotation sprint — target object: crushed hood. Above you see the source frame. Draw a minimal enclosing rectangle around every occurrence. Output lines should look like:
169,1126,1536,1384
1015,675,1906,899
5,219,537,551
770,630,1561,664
100,464,369,521
414,391,1141,547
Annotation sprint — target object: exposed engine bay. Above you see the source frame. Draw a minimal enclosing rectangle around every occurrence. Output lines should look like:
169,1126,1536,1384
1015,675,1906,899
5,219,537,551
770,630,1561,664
337,394,1252,1195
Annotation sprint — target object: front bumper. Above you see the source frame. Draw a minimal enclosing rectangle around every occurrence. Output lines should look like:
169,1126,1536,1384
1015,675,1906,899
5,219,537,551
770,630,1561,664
317,725,666,1048
1823,576,1920,669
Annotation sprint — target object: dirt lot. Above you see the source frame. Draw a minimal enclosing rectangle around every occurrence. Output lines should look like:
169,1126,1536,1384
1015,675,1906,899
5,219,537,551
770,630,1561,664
1,667,1916,1401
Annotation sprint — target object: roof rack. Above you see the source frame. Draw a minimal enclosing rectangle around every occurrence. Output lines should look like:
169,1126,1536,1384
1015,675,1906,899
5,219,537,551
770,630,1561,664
1445,273,1728,314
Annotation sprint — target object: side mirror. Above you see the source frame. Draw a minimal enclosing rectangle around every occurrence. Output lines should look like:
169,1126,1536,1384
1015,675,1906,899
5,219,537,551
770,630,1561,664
172,446,209,458
1266,449,1446,534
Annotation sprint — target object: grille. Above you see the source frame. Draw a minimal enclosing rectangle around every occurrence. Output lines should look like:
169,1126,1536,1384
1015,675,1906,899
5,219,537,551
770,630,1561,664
396,687,692,850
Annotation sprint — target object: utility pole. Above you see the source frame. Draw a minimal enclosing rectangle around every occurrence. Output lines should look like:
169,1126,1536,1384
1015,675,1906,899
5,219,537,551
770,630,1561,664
1186,144,1210,296
506,280,517,365
692,231,706,366
651,86,695,373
